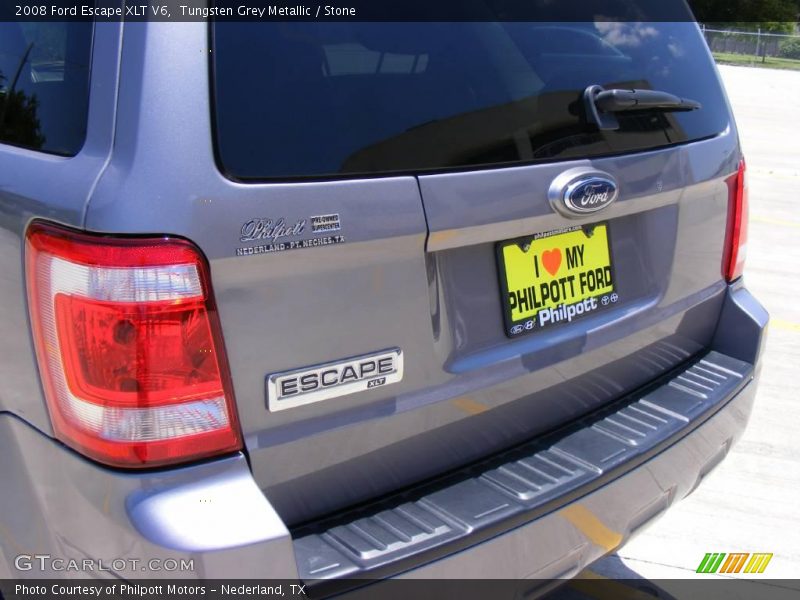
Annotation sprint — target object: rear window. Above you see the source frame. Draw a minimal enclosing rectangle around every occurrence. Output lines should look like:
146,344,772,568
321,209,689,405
0,22,93,156
211,19,729,180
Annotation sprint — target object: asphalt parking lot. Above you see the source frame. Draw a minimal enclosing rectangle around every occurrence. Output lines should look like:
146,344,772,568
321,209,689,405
564,65,800,594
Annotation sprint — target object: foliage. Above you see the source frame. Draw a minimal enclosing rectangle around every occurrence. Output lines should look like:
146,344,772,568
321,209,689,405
0,70,45,150
690,0,799,29
778,36,800,57
713,50,800,69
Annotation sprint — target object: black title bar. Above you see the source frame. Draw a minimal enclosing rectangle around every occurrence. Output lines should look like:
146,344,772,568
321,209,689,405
3,0,793,22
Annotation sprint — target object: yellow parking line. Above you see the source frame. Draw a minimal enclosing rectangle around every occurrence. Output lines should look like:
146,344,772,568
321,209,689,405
751,215,800,229
562,505,623,552
578,570,608,579
771,318,800,333
450,396,489,415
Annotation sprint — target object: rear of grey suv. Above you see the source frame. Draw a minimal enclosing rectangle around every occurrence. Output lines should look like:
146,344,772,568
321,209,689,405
0,4,768,594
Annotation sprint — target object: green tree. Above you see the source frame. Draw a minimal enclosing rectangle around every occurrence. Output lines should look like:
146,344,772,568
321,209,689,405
690,0,798,28
0,70,45,150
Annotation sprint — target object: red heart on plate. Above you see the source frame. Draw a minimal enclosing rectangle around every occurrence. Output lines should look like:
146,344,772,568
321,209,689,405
542,248,562,276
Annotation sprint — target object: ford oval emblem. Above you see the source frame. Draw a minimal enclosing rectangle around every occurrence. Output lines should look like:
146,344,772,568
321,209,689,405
548,169,619,218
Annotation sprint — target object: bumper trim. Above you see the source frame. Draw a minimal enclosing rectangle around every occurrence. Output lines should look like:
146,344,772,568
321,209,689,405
293,351,752,586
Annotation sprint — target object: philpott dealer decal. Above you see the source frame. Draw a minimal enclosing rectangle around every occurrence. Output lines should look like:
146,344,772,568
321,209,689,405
236,215,345,256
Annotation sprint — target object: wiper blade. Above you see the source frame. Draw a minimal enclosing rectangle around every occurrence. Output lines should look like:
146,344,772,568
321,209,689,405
596,88,701,112
583,84,701,131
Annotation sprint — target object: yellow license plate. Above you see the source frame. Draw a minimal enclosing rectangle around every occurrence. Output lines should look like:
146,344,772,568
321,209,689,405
496,223,616,337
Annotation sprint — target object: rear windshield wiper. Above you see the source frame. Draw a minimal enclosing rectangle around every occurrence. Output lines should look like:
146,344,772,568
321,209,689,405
583,84,701,131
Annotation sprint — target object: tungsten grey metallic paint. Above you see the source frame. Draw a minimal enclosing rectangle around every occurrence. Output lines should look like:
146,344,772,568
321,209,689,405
0,20,766,584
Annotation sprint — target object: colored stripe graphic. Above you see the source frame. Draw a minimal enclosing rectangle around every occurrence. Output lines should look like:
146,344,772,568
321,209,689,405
744,553,773,574
697,553,725,573
696,552,773,574
720,553,749,573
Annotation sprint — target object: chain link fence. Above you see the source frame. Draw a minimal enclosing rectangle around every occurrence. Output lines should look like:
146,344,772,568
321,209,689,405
701,25,800,61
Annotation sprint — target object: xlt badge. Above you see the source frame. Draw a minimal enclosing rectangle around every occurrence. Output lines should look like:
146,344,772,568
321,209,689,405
266,349,403,412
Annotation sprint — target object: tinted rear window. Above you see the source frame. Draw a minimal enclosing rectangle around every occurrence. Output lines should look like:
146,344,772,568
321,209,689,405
212,20,728,179
0,22,93,156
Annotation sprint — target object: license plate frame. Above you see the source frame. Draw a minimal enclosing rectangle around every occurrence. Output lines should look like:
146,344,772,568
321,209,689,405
495,223,617,338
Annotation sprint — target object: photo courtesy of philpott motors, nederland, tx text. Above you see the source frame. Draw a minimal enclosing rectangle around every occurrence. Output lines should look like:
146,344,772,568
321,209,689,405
502,224,616,333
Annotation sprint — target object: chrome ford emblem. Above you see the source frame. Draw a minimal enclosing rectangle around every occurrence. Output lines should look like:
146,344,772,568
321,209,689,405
548,169,619,218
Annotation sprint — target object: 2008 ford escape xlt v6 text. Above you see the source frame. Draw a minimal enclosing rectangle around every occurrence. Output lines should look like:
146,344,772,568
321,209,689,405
0,1,768,594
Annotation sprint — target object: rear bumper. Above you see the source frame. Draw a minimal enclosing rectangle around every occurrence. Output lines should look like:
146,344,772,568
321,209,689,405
402,368,759,583
296,351,757,592
0,285,767,584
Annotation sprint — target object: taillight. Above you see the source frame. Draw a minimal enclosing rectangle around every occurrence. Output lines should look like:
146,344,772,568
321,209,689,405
723,158,748,282
25,222,242,468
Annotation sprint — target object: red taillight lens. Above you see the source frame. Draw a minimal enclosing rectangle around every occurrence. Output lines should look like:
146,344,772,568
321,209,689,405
25,222,242,468
723,159,748,282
